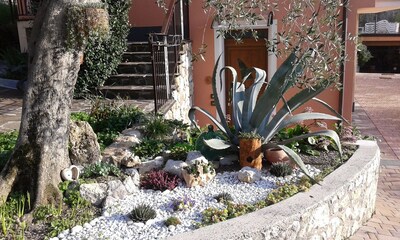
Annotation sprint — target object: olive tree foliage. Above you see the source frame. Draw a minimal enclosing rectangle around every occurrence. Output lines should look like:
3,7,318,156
157,0,347,89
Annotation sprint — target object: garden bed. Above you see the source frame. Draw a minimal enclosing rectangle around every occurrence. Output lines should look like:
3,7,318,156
170,140,380,240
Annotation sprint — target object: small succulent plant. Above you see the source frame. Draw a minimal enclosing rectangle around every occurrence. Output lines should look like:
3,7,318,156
269,162,293,177
129,204,157,222
170,196,195,211
165,216,181,227
214,192,234,203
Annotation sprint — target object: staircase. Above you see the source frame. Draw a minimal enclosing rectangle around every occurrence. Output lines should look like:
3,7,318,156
98,41,155,100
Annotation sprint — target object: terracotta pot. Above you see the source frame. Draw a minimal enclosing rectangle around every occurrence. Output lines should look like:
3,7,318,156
239,138,262,170
265,148,290,164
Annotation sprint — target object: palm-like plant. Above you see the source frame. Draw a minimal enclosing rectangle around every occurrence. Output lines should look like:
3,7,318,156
188,52,348,180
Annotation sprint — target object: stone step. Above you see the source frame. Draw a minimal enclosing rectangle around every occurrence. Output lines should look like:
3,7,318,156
106,73,153,86
122,52,151,62
97,85,154,100
117,62,152,74
127,42,150,52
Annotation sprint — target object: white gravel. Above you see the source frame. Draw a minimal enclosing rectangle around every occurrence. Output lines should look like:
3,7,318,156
57,166,319,240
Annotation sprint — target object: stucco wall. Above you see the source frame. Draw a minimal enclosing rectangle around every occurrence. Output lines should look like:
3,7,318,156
169,140,380,240
164,42,193,123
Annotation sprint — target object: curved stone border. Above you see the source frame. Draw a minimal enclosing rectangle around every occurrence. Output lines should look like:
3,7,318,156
169,140,380,240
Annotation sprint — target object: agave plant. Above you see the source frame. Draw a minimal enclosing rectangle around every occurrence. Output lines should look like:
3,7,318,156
188,52,348,180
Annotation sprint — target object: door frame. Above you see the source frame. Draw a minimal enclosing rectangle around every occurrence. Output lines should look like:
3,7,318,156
213,19,278,117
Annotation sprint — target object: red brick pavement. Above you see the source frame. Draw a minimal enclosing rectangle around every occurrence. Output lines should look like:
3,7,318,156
350,73,400,240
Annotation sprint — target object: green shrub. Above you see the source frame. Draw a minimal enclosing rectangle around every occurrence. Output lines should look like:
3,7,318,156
269,162,293,177
75,0,131,97
169,142,195,160
132,139,166,159
129,204,157,222
81,162,121,178
0,130,18,171
71,100,145,149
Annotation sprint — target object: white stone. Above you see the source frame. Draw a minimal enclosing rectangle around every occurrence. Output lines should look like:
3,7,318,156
163,160,188,178
123,176,139,194
83,223,92,229
121,128,142,138
71,225,83,234
79,183,108,207
186,151,208,165
237,167,261,183
138,156,165,174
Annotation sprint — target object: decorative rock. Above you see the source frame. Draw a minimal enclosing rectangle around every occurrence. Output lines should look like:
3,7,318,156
121,128,142,138
114,135,140,148
237,167,261,183
102,196,119,209
69,120,101,166
182,161,216,188
107,180,129,199
61,165,80,181
123,176,140,194
138,156,165,174
186,151,208,165
220,154,238,166
102,146,133,166
124,168,139,177
79,183,108,207
163,160,188,178
120,154,141,168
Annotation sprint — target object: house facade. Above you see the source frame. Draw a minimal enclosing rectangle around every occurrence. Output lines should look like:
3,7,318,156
15,0,400,125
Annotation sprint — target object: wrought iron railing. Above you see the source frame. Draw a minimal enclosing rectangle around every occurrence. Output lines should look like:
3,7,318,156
16,0,37,20
149,0,190,113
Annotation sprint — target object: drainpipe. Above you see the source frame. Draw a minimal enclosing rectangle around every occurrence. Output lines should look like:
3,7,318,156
340,2,347,116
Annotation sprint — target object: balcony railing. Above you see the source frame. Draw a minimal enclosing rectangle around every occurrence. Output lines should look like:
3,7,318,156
149,0,190,113
359,20,400,35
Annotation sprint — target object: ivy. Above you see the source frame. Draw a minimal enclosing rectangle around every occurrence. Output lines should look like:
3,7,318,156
74,0,131,98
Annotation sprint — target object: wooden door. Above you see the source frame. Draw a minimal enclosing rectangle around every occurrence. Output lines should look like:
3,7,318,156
224,33,268,123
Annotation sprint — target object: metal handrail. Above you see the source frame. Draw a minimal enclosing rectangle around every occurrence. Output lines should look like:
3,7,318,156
149,0,189,113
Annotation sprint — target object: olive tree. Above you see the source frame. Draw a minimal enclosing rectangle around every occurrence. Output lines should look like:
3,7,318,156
0,0,107,210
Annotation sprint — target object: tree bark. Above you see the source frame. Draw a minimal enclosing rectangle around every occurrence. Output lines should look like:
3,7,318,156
0,0,101,209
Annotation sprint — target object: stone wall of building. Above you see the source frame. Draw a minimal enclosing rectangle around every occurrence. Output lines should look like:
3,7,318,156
164,42,193,123
170,140,380,240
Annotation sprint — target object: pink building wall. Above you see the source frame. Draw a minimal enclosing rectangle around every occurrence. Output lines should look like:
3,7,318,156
128,1,400,126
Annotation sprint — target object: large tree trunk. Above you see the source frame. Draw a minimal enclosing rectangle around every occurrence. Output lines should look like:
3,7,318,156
0,0,100,209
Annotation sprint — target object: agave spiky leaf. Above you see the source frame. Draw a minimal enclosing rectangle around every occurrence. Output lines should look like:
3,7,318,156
203,138,234,150
249,52,297,129
312,97,350,125
276,113,342,133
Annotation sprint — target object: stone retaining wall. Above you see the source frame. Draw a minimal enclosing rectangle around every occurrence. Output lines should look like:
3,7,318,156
169,140,380,240
164,42,193,123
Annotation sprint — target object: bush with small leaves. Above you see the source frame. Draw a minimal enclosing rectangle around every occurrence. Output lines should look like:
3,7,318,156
81,162,121,178
140,170,181,191
129,204,156,222
165,216,181,226
214,192,233,203
269,162,293,177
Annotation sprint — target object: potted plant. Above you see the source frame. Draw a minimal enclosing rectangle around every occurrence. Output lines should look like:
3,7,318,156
189,52,348,180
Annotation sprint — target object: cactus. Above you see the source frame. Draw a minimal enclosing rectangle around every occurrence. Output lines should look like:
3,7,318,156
214,192,234,203
269,162,293,177
129,204,157,222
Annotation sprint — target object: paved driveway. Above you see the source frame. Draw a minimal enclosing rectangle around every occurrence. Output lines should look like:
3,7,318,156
351,73,400,240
